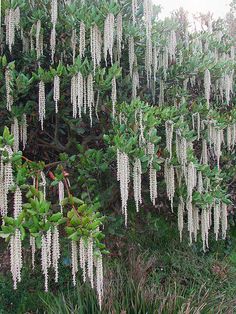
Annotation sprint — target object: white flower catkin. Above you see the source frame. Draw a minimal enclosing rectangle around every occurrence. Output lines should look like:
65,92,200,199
104,13,115,65
221,203,228,239
178,197,184,242
128,36,135,76
168,30,177,61
91,24,102,72
14,186,22,219
39,81,46,130
10,229,22,290
87,237,94,288
12,117,19,152
71,29,77,64
58,181,64,213
36,20,43,60
87,73,94,126
30,236,36,270
117,150,130,226
71,75,78,118
77,72,83,118
133,158,142,212
214,202,220,241
165,120,174,158
52,226,60,282
148,142,157,206
4,146,14,192
116,13,123,63
164,159,175,211
111,77,117,118
20,114,27,150
5,69,13,111
204,69,211,108
53,75,60,113
71,240,78,286
41,234,49,291
79,22,86,59
96,252,103,310
79,238,86,282
50,26,56,63
132,0,138,24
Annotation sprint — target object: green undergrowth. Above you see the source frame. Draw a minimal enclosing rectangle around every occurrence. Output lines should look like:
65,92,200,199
0,209,236,314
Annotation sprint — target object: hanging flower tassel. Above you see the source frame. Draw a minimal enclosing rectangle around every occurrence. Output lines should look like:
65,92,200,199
96,252,103,310
5,68,13,111
41,234,49,291
111,77,117,118
53,75,60,113
133,158,142,212
204,69,211,108
20,114,28,150
116,13,123,63
12,117,19,153
58,181,64,213
10,229,22,290
221,203,228,239
39,81,46,130
87,73,94,126
117,150,130,226
178,197,184,242
30,236,36,270
77,72,83,118
87,237,94,288
52,226,60,282
71,75,78,118
104,13,115,65
71,240,78,286
79,238,86,282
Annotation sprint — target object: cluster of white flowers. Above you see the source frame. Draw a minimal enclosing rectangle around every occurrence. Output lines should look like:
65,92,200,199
204,69,211,108
10,229,22,289
5,68,13,111
36,20,43,60
168,30,177,61
116,13,123,63
128,36,135,77
117,149,130,226
132,0,138,24
20,114,27,150
5,7,20,53
39,81,46,130
71,29,77,64
87,73,94,126
71,75,78,118
192,113,201,141
79,238,86,282
30,236,36,269
91,24,102,72
132,70,139,99
104,13,115,65
12,117,19,152
165,120,174,158
58,181,64,213
50,0,58,63
111,77,117,117
133,158,142,212
178,197,184,242
53,75,60,113
79,22,86,59
52,226,60,282
147,142,157,206
164,159,175,211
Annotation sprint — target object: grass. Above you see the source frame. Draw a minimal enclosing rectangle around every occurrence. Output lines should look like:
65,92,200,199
0,208,236,313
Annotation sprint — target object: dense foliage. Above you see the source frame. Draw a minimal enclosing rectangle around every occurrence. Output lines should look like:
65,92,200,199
0,0,236,310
